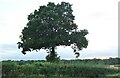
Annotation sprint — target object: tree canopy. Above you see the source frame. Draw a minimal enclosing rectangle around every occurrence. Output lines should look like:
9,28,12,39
17,2,89,61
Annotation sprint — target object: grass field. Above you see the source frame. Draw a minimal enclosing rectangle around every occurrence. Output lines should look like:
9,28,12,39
1,58,120,78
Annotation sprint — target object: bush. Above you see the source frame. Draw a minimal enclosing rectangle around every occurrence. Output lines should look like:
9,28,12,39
2,60,119,77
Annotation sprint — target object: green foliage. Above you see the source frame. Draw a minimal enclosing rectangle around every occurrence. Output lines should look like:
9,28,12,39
2,58,120,78
17,2,89,61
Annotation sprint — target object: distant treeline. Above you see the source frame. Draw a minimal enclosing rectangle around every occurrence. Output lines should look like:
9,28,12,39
63,57,120,65
2,57,120,65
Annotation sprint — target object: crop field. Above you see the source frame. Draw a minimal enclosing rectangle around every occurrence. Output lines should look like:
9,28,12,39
1,58,120,78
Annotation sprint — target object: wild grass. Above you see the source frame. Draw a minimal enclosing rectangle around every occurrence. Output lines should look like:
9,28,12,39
1,59,119,78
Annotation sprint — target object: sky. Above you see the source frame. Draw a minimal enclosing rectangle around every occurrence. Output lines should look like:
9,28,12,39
0,0,119,60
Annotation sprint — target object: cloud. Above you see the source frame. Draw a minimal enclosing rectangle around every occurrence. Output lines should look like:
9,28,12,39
0,43,118,61
90,12,106,18
1,44,18,51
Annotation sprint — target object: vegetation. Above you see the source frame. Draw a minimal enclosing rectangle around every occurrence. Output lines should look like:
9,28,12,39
17,2,88,62
2,57,120,78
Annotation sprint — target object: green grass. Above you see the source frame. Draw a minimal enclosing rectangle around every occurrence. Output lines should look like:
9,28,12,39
2,60,119,78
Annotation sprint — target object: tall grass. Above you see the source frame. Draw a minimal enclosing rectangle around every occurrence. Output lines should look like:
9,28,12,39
2,60,119,78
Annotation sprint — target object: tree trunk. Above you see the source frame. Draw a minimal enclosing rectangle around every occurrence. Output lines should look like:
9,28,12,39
46,47,59,62
49,47,56,61
51,47,56,57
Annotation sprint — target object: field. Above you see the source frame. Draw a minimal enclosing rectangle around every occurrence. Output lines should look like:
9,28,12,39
1,58,120,78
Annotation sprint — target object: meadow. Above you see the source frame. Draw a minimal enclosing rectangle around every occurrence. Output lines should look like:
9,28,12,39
1,57,120,78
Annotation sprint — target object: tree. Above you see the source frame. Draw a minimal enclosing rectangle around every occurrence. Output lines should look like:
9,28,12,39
17,2,89,62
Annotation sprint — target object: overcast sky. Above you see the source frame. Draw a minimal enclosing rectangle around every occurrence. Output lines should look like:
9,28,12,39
0,0,119,60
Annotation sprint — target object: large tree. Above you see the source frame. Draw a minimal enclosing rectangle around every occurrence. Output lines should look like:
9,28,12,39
17,2,89,62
